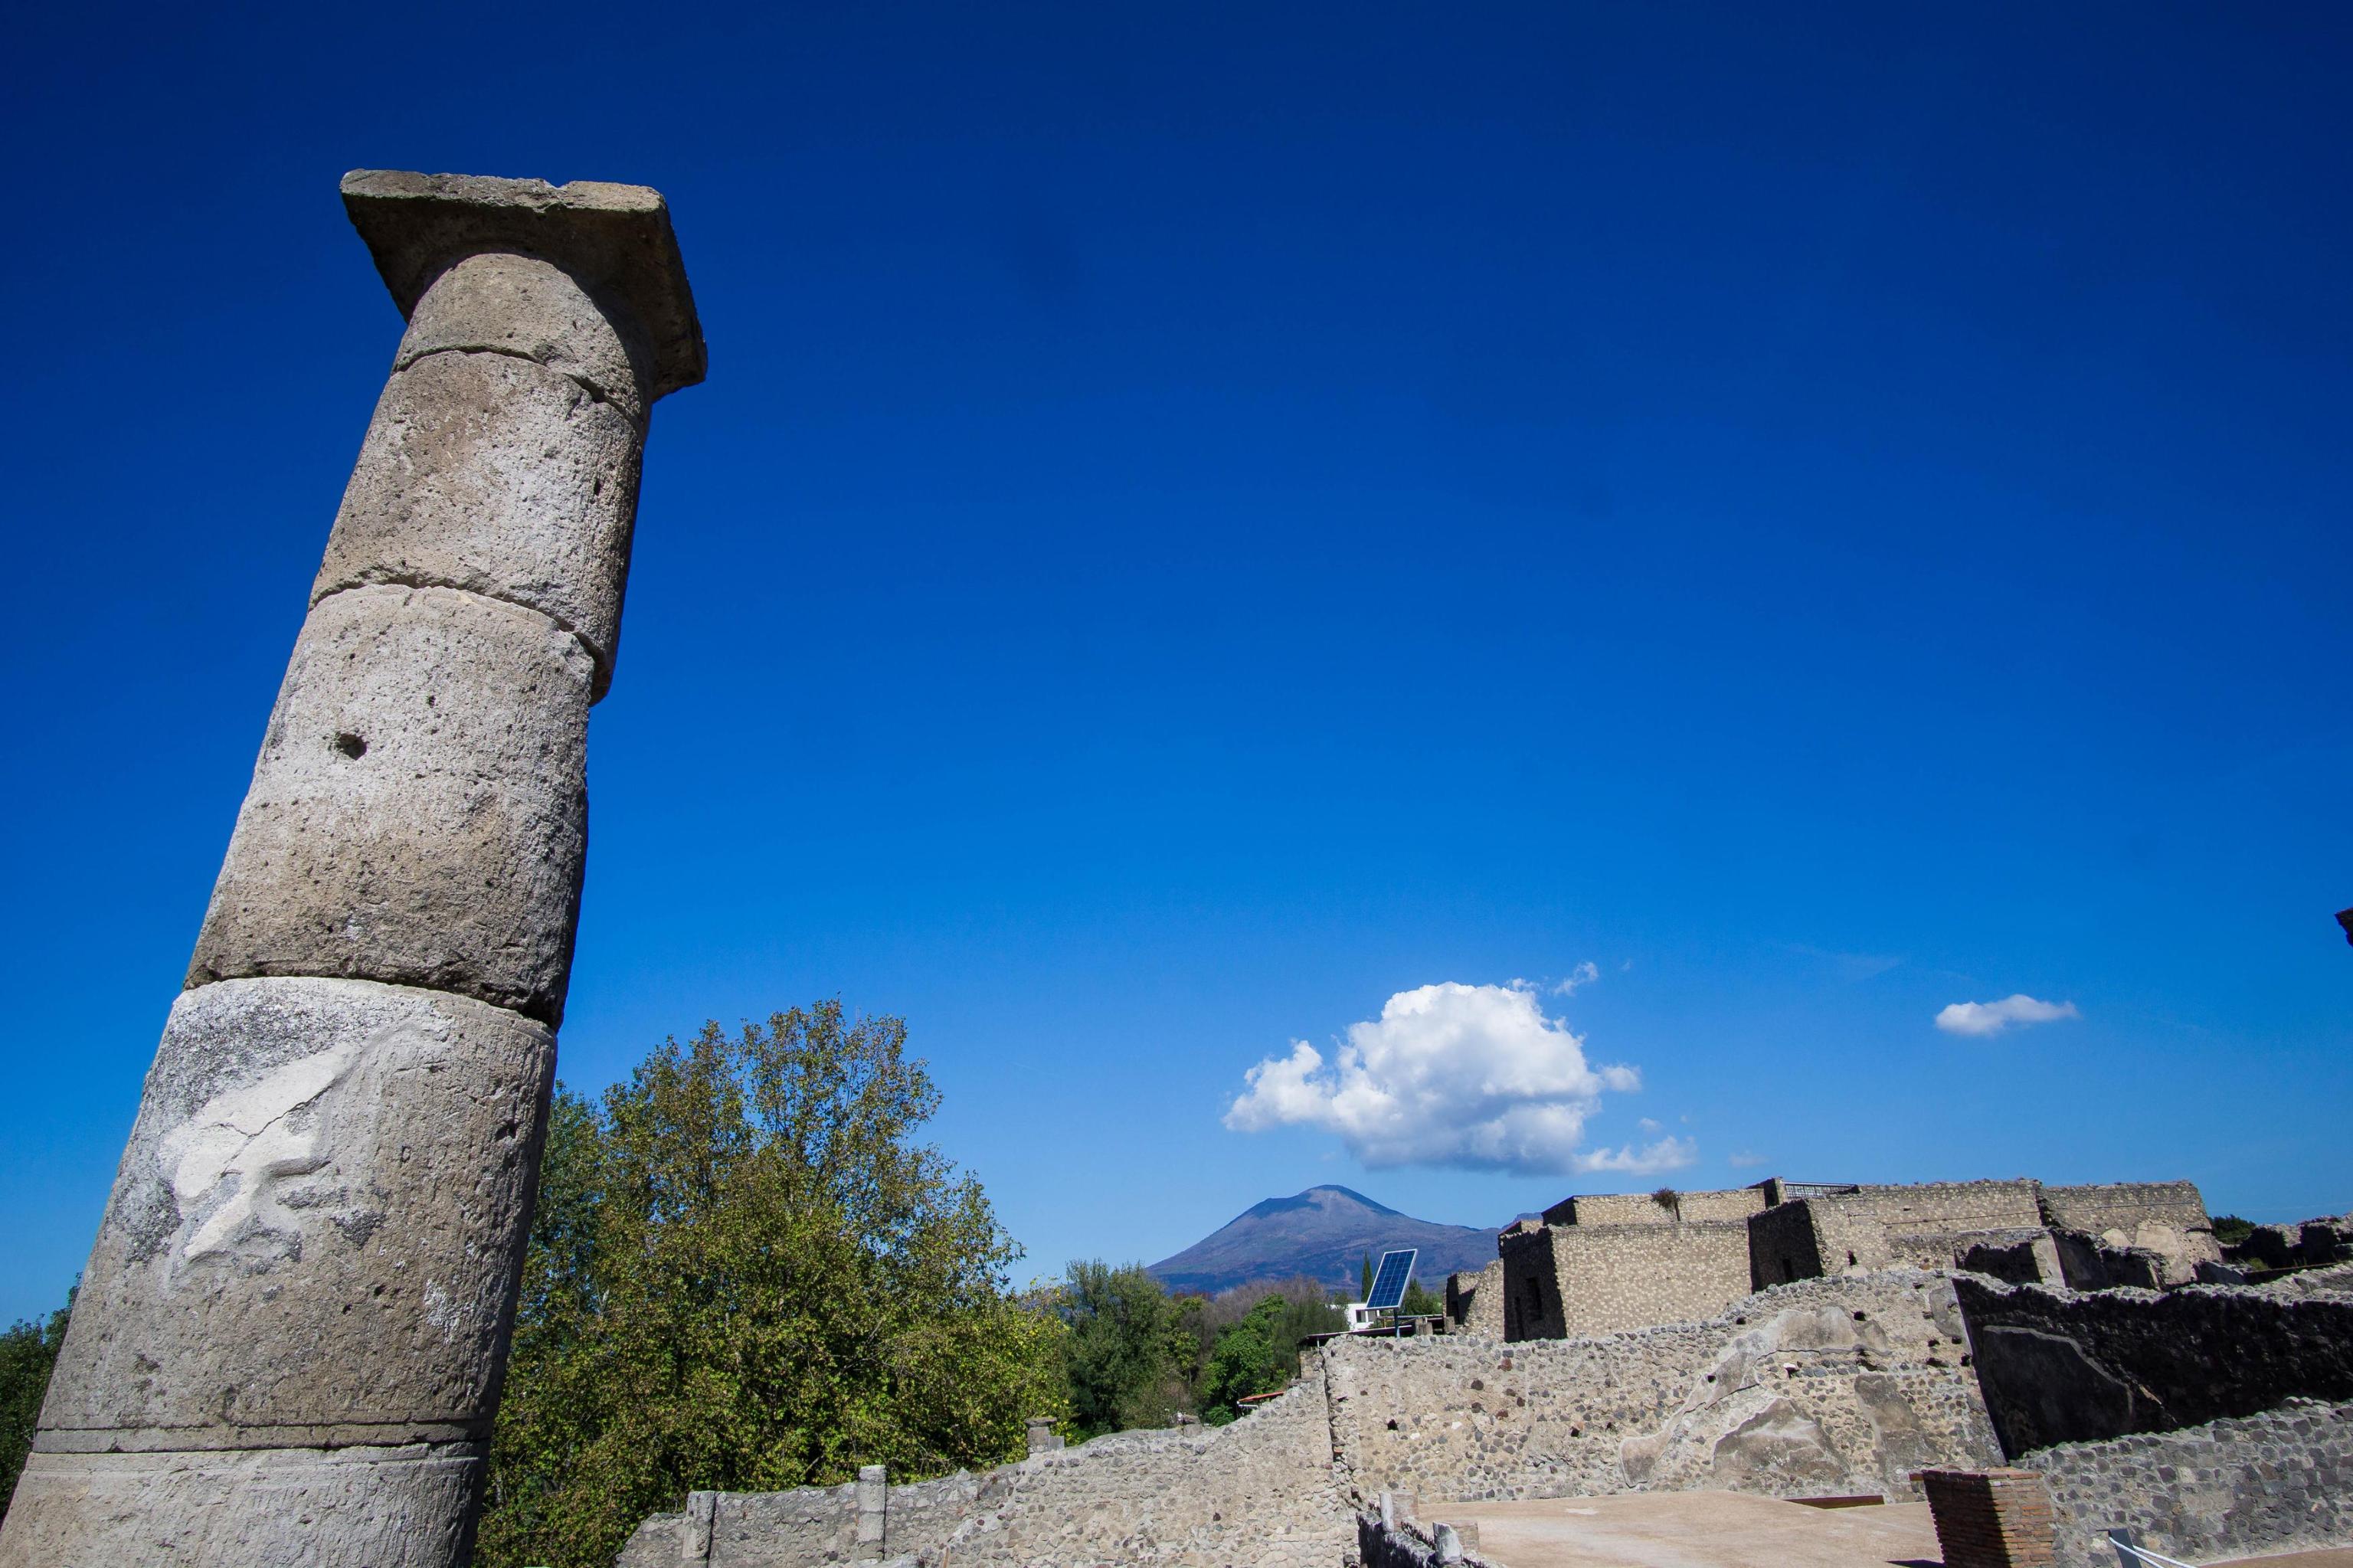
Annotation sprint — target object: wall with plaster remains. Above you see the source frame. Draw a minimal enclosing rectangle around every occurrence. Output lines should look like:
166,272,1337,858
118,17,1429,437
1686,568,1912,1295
2023,1399,2353,1568
1327,1272,1999,1507
1955,1275,2353,1457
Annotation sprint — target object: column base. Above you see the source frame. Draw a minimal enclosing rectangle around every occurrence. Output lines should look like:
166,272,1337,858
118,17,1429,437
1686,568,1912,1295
0,1442,483,1568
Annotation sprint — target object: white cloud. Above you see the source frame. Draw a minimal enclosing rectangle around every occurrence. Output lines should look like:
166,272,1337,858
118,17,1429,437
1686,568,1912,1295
1553,961,1600,996
1637,1117,1663,1134
1935,994,2081,1038
1726,1150,1766,1169
1224,981,1651,1174
1576,1136,1698,1175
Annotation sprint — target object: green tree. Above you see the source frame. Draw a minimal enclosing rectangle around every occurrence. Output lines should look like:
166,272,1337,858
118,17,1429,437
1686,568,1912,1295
1400,1278,1443,1318
1056,1262,1193,1438
476,1003,1066,1568
1196,1289,1344,1422
0,1293,72,1526
2212,1214,2256,1246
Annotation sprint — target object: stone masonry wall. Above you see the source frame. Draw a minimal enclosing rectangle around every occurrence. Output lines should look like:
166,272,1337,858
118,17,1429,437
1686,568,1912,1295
1326,1272,1999,1507
2022,1399,2353,1568
1955,1275,2353,1457
1550,1223,1756,1337
1498,1227,1556,1343
614,1362,1349,1568
2036,1180,2222,1283
1447,1260,1504,1340
1805,1182,2044,1275
1749,1200,1827,1289
1548,1189,1768,1227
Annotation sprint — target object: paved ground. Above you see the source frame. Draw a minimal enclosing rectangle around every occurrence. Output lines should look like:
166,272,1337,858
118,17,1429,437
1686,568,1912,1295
1429,1493,1940,1568
1424,1493,2353,1568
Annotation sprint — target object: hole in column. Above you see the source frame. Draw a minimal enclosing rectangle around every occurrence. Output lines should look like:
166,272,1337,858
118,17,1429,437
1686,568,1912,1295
332,732,368,759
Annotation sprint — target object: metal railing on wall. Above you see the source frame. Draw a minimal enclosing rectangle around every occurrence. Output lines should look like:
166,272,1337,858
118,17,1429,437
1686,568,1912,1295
2106,1528,2197,1568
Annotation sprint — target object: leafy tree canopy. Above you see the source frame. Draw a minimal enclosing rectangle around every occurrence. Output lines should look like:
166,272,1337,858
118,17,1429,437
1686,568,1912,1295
1196,1290,1343,1422
1056,1261,1195,1439
0,1294,72,1527
477,1003,1065,1568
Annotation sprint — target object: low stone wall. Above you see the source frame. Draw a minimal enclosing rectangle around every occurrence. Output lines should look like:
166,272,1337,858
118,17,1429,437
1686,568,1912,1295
614,1363,1348,1568
1356,1507,1500,1568
1327,1271,2000,1507
2022,1399,2353,1568
1955,1275,2353,1456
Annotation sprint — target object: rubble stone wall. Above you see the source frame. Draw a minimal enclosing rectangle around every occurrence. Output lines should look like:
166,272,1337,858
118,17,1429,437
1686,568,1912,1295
1327,1272,1999,1507
1955,1275,2353,1457
1550,1222,1756,1337
1550,1189,1767,1227
2022,1399,2353,1568
615,1363,1349,1568
1748,1200,1827,1289
1446,1260,1504,1339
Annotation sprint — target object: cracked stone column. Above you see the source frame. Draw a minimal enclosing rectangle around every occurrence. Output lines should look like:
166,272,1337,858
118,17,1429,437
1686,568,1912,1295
0,171,703,1567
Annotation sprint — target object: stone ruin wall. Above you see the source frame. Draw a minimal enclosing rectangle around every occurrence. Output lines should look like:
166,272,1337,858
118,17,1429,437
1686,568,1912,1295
1326,1271,1999,1508
615,1362,1350,1568
1446,1260,1504,1340
2023,1399,2353,1568
1548,1187,1767,1227
1954,1274,2353,1458
1551,1223,1756,1337
2037,1180,2224,1284
1746,1198,1827,1288
1802,1180,2045,1274
610,1272,2009,1567
1501,1216,1757,1341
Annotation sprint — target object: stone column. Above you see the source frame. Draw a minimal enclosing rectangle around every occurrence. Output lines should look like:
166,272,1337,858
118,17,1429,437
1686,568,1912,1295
0,171,704,1568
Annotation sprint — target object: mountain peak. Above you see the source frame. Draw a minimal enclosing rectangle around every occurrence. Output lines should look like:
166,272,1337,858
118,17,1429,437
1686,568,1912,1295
1238,1184,1402,1223
1150,1187,1500,1297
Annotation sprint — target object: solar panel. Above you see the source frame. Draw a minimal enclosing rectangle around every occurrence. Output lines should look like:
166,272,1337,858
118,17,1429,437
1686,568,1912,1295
1364,1249,1417,1312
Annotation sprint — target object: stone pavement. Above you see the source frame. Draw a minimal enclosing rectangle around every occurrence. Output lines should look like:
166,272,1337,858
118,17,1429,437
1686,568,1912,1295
1430,1492,1942,1568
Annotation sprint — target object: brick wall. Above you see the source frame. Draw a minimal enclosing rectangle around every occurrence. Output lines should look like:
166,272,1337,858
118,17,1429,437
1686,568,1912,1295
1920,1468,2057,1568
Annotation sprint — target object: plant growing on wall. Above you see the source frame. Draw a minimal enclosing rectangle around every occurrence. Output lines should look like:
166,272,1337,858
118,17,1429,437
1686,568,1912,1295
1651,1187,1682,1220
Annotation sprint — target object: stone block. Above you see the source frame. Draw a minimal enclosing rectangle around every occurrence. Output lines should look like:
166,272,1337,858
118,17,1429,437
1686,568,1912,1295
312,349,644,692
394,250,650,418
38,977,553,1442
186,584,591,1024
342,169,705,401
0,1442,482,1568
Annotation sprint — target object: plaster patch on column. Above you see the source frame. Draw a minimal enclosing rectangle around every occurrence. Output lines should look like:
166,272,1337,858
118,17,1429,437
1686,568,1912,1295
156,1020,431,1272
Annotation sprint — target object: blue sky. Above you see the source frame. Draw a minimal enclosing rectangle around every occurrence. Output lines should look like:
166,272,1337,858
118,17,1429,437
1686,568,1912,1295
2,3,2348,1325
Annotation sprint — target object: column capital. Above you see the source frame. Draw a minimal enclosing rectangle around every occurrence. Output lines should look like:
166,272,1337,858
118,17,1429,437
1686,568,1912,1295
340,169,706,401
